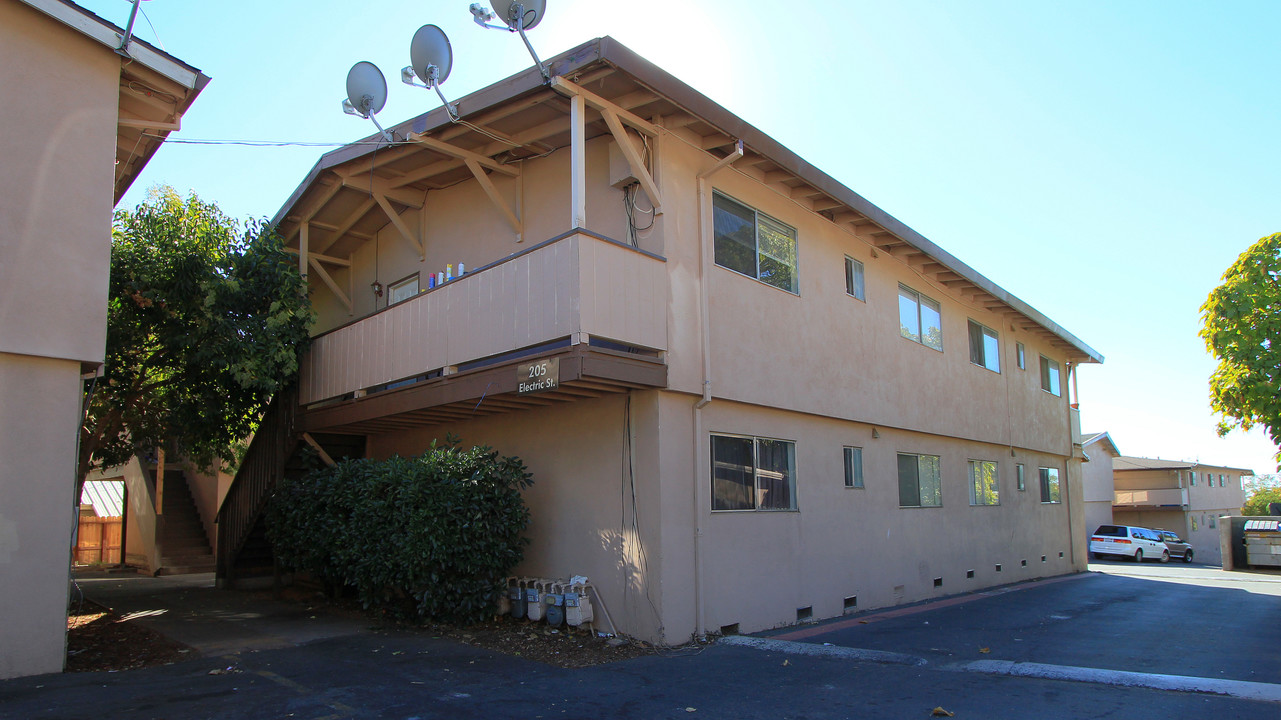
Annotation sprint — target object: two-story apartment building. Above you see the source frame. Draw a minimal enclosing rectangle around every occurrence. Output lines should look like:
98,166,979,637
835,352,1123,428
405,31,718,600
0,0,206,679
223,36,1102,644
1112,456,1252,565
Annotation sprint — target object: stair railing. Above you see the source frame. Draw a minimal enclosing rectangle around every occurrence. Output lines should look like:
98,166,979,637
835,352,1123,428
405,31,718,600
215,385,298,585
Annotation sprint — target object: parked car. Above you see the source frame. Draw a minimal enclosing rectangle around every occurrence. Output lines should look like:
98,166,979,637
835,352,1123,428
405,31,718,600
1155,529,1194,563
1089,524,1170,563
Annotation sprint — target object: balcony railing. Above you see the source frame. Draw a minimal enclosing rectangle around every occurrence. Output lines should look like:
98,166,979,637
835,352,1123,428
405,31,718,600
299,230,668,406
1114,487,1187,507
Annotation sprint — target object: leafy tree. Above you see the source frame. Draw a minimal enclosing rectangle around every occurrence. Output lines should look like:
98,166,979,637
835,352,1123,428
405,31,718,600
79,187,312,484
1243,475,1281,516
1201,232,1281,470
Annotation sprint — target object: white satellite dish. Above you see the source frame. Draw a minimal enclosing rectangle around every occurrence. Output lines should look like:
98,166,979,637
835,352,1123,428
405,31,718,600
342,61,393,142
469,1,549,80
402,24,460,120
492,0,545,30
409,24,453,85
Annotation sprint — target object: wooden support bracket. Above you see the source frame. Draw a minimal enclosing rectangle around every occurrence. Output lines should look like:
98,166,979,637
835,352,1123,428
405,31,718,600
407,133,519,177
308,256,353,314
301,433,336,467
600,109,663,212
373,191,424,260
464,159,522,237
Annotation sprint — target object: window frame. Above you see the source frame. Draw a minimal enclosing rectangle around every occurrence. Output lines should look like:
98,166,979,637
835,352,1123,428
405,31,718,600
1016,342,1026,370
968,459,1000,506
897,452,942,508
967,320,1001,373
712,191,799,294
710,433,798,512
843,446,865,489
1038,466,1061,504
898,284,943,351
1017,463,1026,491
844,256,865,302
388,273,420,305
1039,355,1062,396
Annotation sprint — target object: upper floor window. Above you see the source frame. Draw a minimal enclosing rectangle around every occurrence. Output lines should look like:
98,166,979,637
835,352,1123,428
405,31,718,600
1040,355,1061,396
844,256,865,301
1016,463,1026,491
969,460,1000,506
1219,474,1225,487
899,285,942,350
1039,467,1061,503
898,452,942,507
711,434,797,511
1016,342,1026,369
1190,471,1198,486
713,192,798,294
389,274,419,305
968,320,1000,373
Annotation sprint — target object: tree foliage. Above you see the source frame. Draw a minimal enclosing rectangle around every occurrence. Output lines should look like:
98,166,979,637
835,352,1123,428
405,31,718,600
1201,232,1281,470
1243,475,1281,516
80,187,312,479
267,440,533,624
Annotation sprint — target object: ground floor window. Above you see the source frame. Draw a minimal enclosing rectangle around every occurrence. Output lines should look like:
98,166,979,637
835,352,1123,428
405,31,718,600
711,434,797,511
1039,467,1061,503
969,460,999,506
898,453,941,507
844,447,864,488
1016,463,1026,491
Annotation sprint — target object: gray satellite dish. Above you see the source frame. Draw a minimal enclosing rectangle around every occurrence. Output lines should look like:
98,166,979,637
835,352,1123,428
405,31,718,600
345,61,388,118
492,0,545,30
410,24,453,86
342,61,393,141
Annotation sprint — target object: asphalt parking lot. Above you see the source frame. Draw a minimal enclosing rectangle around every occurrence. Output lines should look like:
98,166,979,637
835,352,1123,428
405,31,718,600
2,564,1278,719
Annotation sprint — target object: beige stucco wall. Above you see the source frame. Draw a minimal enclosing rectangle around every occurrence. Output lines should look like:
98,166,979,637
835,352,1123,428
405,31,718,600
0,353,82,678
1080,440,1115,536
0,1,118,366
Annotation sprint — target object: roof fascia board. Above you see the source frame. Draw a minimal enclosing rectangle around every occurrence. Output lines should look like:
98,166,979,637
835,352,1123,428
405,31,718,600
19,0,206,90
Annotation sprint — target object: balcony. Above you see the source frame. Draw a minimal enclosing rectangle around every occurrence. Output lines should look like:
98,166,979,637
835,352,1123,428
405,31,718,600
1114,487,1187,508
297,230,668,433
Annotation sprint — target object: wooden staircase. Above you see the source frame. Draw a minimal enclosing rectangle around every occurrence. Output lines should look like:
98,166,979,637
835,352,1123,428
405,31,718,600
156,469,215,575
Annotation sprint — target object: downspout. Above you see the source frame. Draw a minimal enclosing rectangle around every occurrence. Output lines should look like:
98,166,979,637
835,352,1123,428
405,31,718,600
1064,361,1078,568
691,140,742,639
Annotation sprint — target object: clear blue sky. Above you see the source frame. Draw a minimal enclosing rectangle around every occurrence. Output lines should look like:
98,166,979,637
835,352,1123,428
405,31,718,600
86,0,1281,476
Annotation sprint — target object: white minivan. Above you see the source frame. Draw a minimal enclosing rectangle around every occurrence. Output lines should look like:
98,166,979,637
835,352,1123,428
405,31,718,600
1089,524,1170,563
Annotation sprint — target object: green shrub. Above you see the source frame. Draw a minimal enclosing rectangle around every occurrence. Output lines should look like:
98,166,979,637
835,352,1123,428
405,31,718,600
267,438,532,624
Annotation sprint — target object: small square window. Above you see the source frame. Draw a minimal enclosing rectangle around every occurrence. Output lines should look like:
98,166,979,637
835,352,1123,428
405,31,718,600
844,256,865,301
1016,464,1025,491
1039,356,1062,396
1016,342,1026,370
1039,467,1061,503
968,320,1000,373
843,446,864,488
898,452,942,507
899,285,942,351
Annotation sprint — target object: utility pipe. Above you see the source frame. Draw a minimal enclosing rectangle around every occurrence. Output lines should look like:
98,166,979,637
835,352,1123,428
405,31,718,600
690,139,743,639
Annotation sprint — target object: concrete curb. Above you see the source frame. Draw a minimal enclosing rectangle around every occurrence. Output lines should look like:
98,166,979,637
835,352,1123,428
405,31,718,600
718,636,927,666
957,659,1281,703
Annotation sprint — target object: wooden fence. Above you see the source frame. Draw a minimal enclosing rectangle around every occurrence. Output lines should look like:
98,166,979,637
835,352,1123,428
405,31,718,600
75,516,122,565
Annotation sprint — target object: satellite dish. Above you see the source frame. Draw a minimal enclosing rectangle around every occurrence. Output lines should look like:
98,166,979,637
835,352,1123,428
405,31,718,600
410,24,453,86
345,61,388,118
492,0,546,30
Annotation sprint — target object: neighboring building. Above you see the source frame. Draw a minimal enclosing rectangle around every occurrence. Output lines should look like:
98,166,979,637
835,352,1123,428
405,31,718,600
221,36,1102,644
0,0,206,679
1112,456,1252,566
1080,432,1120,534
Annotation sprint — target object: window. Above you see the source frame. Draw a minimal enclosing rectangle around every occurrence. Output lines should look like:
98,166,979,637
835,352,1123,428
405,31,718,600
1209,515,1217,529
1039,467,1061,503
1190,471,1197,486
898,453,941,507
968,320,1000,372
1219,474,1225,487
969,460,999,506
1039,356,1061,396
844,256,865,301
389,274,419,304
713,192,798,293
711,434,796,511
1017,464,1026,491
1016,343,1026,369
899,285,942,350
843,447,864,488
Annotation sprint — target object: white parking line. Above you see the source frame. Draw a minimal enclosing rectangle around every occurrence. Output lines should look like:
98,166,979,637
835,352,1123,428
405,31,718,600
718,636,926,666
956,659,1281,703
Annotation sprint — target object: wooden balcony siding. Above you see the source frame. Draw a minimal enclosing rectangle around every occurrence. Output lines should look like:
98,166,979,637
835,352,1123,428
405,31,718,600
1114,487,1187,508
300,230,668,406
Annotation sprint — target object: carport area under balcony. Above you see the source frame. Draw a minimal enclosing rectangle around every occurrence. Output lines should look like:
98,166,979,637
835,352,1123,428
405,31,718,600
297,229,668,435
